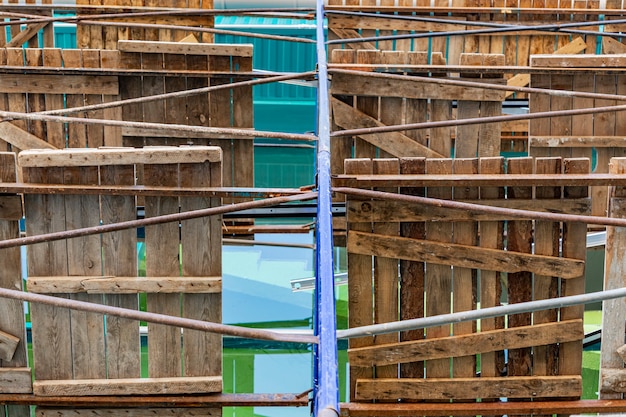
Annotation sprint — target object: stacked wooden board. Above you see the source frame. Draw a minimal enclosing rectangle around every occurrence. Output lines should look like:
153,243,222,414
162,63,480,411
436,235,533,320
20,146,223,416
339,156,588,406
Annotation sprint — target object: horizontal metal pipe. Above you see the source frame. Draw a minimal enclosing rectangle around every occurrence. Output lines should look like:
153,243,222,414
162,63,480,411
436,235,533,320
336,287,626,340
330,103,626,137
38,71,317,116
333,187,626,227
329,68,626,103
0,286,317,344
0,111,316,142
0,192,318,250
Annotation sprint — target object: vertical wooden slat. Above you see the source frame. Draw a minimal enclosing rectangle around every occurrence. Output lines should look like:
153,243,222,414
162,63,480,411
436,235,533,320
330,49,356,186
83,49,105,148
529,71,551,158
63,50,87,148
399,157,425,379
89,0,104,49
506,157,533,386
560,157,588,389
231,55,254,192
25,49,46,142
354,50,380,159
424,158,453,379
0,51,9,151
478,157,505,379
100,51,123,147
346,158,374,400
186,53,210,143
141,52,166,146
549,73,574,160
164,53,189,146
144,163,182,378
118,51,144,147
42,49,65,149
25,165,72,381
372,158,399,380
593,74,617,217
451,158,478,381
380,51,405,160
6,48,27,152
180,159,222,378
101,163,141,379
64,165,106,379
532,157,562,378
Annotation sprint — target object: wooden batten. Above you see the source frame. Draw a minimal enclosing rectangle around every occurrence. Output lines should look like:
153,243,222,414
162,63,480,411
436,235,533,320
33,376,223,397
36,409,221,417
349,320,583,367
348,230,585,278
0,330,20,362
27,276,222,294
0,75,119,95
354,376,582,401
0,368,33,394
118,40,253,57
18,147,222,167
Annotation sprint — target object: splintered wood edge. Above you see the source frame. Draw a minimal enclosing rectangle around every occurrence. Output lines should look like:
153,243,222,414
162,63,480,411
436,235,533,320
28,276,222,294
0,368,33,394
33,376,223,397
18,147,222,167
118,40,253,57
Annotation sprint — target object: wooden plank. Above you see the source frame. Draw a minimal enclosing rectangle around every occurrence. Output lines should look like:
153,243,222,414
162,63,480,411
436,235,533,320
36,409,221,417
33,376,223,396
0,195,21,221
331,72,505,102
372,159,399,379
118,40,253,57
601,369,626,394
5,22,47,48
429,100,453,157
478,157,506,379
593,74,617,217
28,276,222,294
42,48,66,149
144,162,182,378
530,136,626,147
348,230,584,278
531,54,626,67
5,48,28,150
0,368,32,394
506,157,533,379
332,98,444,158
19,147,222,167
164,52,189,147
532,157,561,379
398,157,425,379
568,58,594,160
24,166,72,381
100,163,140,380
424,158,453,380
451,158,477,379
180,160,222,378
141,52,166,147
346,158,374,401
0,74,119,95
82,49,105,148
63,164,106,380
349,319,583,367
0,330,20,363
354,50,379,159
355,376,582,401
231,55,254,194
603,37,626,54
62,50,87,148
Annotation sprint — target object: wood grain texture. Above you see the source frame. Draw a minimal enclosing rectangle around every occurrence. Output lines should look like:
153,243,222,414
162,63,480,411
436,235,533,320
118,41,252,57
355,376,582,401
36,409,221,417
0,368,32,394
33,376,222,397
27,276,222,294
349,320,583,367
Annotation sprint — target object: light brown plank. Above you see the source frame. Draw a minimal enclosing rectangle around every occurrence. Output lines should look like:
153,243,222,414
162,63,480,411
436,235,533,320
0,330,20,363
118,40,253,57
36,409,221,417
355,376,582,401
348,230,584,279
33,376,222,396
349,319,583,367
0,368,32,394
27,276,222,294
0,75,118,95
19,147,222,167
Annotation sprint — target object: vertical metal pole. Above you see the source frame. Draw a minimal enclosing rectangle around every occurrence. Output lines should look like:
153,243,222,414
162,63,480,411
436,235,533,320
313,0,340,415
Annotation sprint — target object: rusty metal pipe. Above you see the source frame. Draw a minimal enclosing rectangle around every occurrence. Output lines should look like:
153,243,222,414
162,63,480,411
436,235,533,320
0,192,318,250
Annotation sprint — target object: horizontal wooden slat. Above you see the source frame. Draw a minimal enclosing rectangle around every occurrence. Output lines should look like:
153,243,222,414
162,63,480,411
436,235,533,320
347,198,591,222
332,98,444,158
28,276,222,294
348,230,585,278
0,75,119,95
118,40,253,57
0,195,23,221
600,369,626,394
531,54,626,68
355,376,582,401
331,72,505,102
330,15,463,32
0,330,21,362
37,408,221,417
34,376,222,397
0,368,33,394
349,320,583,366
530,136,626,148
18,147,222,167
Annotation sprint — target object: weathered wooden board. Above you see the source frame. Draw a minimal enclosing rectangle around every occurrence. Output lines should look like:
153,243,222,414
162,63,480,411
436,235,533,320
0,368,33,394
0,75,119,95
347,230,584,278
349,320,583,367
355,376,582,401
118,40,252,57
33,376,222,396
36,409,221,417
27,276,222,294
